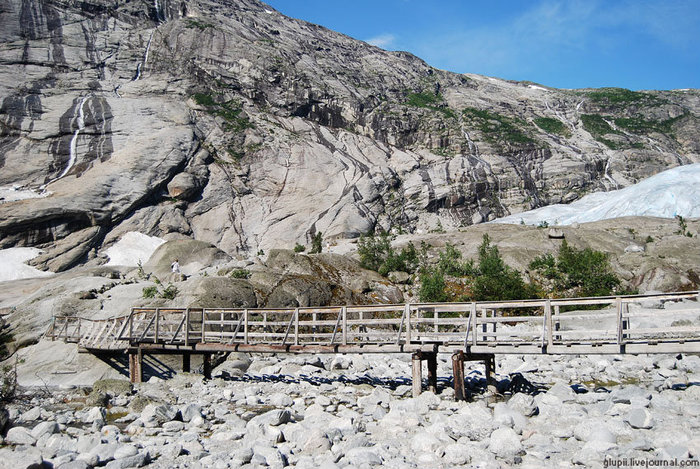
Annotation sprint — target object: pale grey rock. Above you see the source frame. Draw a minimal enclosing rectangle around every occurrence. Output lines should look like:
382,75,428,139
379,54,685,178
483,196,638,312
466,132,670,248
625,407,654,429
508,392,538,417
330,356,351,370
113,444,139,459
658,445,689,460
249,409,291,427
89,442,120,464
179,403,203,423
57,460,91,469
140,403,178,425
444,443,471,465
5,426,37,445
20,406,42,422
410,431,443,453
105,452,148,469
269,392,293,407
31,420,58,439
493,402,527,433
546,382,576,402
161,420,185,432
253,445,286,468
488,427,523,459
344,446,383,466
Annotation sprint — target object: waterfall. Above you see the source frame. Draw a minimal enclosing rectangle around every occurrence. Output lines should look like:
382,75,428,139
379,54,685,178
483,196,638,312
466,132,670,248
133,30,155,81
58,96,88,179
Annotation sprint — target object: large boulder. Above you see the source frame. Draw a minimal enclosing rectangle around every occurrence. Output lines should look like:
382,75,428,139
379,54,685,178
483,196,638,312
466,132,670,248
144,240,231,278
185,277,257,308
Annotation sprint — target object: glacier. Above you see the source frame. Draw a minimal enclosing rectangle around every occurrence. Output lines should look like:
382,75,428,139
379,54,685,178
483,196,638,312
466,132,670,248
493,163,700,226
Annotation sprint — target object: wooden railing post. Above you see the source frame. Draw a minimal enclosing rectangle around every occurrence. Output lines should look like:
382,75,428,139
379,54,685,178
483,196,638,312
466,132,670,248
545,300,553,347
154,308,160,344
294,308,299,345
616,297,623,345
244,309,248,344
471,304,477,346
342,306,348,345
184,309,190,346
405,304,412,344
201,309,207,343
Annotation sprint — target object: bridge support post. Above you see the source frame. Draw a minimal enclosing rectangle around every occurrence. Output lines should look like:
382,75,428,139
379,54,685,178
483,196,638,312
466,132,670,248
412,352,422,397
128,348,143,384
484,354,497,392
426,352,438,394
452,351,466,401
203,353,212,380
182,354,191,373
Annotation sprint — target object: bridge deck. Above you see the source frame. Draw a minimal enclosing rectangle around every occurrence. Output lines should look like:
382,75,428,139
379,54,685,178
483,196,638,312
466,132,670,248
45,291,700,355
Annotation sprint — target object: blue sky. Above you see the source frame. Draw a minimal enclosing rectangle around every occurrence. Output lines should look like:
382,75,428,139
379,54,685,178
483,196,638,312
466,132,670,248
264,0,700,91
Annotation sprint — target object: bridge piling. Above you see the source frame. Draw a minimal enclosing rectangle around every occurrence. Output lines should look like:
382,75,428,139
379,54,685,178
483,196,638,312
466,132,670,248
203,353,212,380
452,351,466,401
182,354,191,373
411,352,422,397
128,348,143,384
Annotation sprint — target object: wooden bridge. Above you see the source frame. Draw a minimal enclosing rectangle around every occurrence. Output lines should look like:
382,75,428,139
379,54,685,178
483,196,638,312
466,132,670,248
45,291,700,399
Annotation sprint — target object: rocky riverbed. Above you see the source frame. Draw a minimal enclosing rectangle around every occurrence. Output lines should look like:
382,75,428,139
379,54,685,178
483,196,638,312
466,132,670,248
1,349,700,469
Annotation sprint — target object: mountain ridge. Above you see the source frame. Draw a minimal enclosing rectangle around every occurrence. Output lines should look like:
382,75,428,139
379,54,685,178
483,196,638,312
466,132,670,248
0,0,698,272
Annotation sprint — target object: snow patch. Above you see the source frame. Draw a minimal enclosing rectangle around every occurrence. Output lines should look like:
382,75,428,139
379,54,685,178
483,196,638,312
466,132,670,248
105,232,165,266
0,248,54,282
494,163,700,226
528,85,549,91
0,185,50,203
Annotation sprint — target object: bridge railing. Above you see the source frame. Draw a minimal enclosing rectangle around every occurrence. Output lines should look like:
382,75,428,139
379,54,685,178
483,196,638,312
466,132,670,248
48,291,699,350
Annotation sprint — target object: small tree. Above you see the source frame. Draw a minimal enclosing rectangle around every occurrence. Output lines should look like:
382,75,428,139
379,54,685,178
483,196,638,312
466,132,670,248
419,269,449,302
472,234,535,301
310,232,323,254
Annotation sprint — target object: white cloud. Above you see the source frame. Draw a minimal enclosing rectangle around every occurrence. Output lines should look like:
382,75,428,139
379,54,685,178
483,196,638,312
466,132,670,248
365,33,396,48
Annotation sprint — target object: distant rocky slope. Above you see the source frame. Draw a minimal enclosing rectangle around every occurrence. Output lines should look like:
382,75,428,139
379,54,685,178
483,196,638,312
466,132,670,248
1,0,699,270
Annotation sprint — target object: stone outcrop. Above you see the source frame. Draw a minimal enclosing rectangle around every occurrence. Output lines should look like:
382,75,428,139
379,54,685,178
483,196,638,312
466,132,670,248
0,0,698,268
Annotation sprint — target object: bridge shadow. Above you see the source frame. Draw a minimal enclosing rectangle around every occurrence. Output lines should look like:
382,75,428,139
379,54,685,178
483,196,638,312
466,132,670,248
93,352,178,381
215,369,548,399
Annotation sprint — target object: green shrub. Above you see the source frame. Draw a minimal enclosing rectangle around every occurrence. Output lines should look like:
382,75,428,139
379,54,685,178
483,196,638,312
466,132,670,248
230,269,251,279
310,232,323,254
142,286,158,298
534,117,569,136
463,107,536,147
0,362,17,404
436,243,475,277
530,240,623,297
419,269,449,302
293,244,306,253
357,232,421,276
160,284,178,300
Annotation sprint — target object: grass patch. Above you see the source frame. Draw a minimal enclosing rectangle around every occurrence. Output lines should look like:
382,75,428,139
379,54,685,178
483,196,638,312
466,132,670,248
405,91,455,118
534,117,570,136
614,113,687,136
193,93,253,132
185,19,214,31
580,114,623,149
463,107,536,148
586,87,666,107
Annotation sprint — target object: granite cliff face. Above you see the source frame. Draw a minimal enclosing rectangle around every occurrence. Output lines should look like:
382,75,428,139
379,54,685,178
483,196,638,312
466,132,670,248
1,0,699,269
